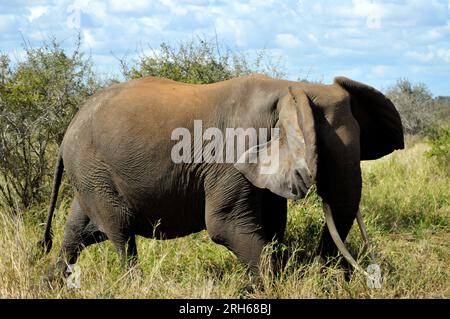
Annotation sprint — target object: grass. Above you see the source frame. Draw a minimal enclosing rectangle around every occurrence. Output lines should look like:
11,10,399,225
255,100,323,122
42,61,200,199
0,140,448,298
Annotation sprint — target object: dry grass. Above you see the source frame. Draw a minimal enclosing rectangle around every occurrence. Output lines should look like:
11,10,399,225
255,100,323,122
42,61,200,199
0,141,448,298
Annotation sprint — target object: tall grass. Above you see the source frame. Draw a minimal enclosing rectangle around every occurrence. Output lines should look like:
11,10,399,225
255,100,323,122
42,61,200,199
0,141,448,298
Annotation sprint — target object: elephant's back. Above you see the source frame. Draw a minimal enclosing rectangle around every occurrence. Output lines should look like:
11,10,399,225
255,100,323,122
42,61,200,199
60,80,208,238
61,76,208,207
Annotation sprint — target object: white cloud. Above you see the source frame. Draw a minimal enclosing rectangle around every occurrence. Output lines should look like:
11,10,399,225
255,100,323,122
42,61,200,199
275,33,301,49
352,0,384,19
80,1,108,20
320,45,358,57
139,17,166,31
332,67,364,79
215,18,249,47
159,0,188,16
420,24,450,42
108,0,150,13
406,47,450,63
83,29,97,48
1,0,449,95
307,33,318,43
333,0,384,29
410,65,428,74
230,2,253,15
436,49,450,62
312,3,324,14
0,14,16,32
372,65,391,77
27,6,48,22
406,50,435,63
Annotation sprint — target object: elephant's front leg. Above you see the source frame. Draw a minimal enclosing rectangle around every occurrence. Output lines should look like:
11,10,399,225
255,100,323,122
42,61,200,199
261,189,287,243
204,174,269,274
261,190,288,272
206,215,268,274
206,211,269,274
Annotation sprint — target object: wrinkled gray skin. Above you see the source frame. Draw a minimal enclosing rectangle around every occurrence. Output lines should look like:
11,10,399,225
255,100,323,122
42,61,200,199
41,74,404,276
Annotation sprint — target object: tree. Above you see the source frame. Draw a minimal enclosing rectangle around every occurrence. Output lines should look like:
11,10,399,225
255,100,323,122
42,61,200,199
120,37,285,84
386,79,437,135
0,37,99,211
433,96,450,121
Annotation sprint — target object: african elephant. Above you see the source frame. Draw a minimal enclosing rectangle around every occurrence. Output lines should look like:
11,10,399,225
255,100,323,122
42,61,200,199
40,74,404,277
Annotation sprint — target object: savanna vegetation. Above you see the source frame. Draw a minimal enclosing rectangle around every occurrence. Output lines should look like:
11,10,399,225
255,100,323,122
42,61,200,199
0,37,448,298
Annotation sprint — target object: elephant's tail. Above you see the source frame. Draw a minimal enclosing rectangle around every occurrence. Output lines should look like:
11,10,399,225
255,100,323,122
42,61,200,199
39,150,64,255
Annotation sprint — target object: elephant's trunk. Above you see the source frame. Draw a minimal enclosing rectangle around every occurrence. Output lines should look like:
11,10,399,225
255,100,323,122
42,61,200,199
323,203,371,277
315,153,363,263
313,105,369,273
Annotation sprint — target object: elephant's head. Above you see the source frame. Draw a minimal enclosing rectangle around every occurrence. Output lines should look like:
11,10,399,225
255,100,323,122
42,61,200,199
235,77,404,269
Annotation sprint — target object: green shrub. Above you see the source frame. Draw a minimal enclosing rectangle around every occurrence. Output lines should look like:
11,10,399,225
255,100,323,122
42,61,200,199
120,37,285,84
424,121,450,165
0,37,99,211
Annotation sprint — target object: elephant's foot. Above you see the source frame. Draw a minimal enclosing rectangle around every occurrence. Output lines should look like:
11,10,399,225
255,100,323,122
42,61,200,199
237,271,264,297
313,254,354,282
125,264,144,283
41,258,74,289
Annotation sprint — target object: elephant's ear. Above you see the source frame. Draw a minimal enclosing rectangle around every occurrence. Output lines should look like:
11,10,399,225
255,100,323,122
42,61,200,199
334,76,404,160
234,87,317,200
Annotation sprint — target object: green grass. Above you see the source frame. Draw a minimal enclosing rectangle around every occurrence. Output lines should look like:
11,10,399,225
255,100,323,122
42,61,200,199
0,141,449,298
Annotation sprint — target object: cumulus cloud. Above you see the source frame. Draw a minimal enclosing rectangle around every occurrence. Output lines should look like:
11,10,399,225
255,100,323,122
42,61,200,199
27,6,49,22
82,29,96,48
0,0,449,95
108,0,151,13
275,33,301,49
436,48,450,62
406,50,435,63
372,65,392,77
0,14,17,33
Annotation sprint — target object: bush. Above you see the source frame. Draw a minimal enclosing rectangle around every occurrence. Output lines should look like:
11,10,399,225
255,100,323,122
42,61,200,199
424,121,450,165
120,37,285,84
386,79,437,135
0,37,99,211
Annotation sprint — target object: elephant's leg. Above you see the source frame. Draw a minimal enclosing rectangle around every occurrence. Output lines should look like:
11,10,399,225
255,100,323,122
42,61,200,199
261,190,287,242
316,203,359,260
103,223,137,267
126,235,138,265
95,197,137,267
205,174,269,274
76,172,139,268
260,190,288,272
316,203,359,280
50,198,107,279
206,212,268,274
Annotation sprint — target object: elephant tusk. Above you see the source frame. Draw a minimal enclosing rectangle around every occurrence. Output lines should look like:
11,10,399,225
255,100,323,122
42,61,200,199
323,203,371,278
356,209,376,263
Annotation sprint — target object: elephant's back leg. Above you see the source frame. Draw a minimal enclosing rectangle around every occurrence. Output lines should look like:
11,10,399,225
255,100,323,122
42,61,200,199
78,184,137,262
69,160,138,262
61,196,108,262
50,196,107,278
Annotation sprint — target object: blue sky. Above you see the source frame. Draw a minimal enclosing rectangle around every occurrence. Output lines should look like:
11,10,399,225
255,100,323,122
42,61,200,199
1,0,450,95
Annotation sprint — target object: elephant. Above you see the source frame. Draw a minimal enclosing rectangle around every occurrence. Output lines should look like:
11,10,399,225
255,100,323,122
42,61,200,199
40,74,404,278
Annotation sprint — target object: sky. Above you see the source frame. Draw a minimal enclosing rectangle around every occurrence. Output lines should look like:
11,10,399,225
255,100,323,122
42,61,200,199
1,0,449,96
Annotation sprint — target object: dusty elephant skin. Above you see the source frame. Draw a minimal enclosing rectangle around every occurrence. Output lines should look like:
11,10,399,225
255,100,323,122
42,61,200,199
40,74,404,278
